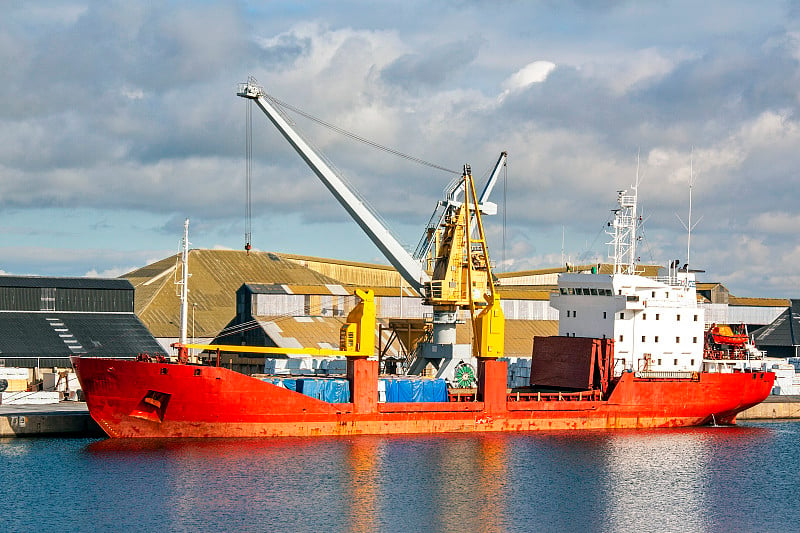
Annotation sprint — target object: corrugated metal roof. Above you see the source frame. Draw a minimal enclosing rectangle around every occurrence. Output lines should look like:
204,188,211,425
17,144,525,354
125,250,344,338
496,264,662,280
258,316,347,350
752,300,800,347
729,296,790,307
0,275,132,290
278,253,396,271
253,316,403,357
279,253,403,288
0,312,164,363
496,267,569,278
243,283,406,297
496,286,554,301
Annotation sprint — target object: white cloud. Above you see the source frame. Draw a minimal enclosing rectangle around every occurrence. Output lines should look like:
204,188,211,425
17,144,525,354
499,60,556,101
751,212,800,234
84,267,138,278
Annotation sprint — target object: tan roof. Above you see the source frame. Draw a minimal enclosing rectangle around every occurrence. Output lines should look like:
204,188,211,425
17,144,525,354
497,263,662,279
496,286,554,301
496,266,570,278
278,252,404,288
123,249,343,338
257,315,348,350
255,315,403,357
729,296,789,307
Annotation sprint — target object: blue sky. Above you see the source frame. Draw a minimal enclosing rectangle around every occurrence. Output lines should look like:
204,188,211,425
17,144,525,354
1,0,799,297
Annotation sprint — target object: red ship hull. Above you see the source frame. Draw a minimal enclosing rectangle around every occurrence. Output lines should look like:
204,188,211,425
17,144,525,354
72,356,774,438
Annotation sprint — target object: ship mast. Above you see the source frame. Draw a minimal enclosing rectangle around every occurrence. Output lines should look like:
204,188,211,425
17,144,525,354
178,218,190,346
608,156,640,275
676,148,702,273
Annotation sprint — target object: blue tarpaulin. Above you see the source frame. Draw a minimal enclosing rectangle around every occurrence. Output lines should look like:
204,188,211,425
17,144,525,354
259,376,447,403
382,377,448,403
296,378,350,403
260,376,349,403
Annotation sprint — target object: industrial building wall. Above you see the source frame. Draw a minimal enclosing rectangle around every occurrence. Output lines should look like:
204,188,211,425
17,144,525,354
501,300,559,320
378,297,428,319
0,287,133,312
701,303,785,327
254,294,305,317
726,305,786,327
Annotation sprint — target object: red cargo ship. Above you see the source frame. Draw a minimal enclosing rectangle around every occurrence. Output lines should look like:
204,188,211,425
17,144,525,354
71,352,773,438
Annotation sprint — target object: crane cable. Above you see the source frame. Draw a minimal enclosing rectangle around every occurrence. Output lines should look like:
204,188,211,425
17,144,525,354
245,98,253,253
501,156,507,272
264,93,460,176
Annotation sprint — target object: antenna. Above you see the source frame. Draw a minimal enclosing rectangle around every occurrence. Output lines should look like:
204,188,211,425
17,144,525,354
675,147,703,271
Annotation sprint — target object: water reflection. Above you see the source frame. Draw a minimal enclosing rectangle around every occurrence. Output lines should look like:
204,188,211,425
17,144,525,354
345,437,379,533
69,424,790,532
601,429,710,532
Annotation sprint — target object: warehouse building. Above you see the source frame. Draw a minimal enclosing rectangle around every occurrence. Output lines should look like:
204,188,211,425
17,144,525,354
0,275,164,370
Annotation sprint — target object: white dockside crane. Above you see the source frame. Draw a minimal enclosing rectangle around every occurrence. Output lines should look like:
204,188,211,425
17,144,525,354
237,78,507,384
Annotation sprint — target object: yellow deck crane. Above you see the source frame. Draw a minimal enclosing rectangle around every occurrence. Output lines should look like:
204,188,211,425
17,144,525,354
236,78,506,385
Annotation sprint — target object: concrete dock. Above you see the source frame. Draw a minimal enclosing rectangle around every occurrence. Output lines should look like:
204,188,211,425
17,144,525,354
738,395,800,420
0,402,103,437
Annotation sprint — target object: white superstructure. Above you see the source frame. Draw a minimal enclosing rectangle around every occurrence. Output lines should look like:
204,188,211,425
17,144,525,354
550,186,704,375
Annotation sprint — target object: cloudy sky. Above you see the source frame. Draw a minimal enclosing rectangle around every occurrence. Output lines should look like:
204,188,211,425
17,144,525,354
1,1,799,298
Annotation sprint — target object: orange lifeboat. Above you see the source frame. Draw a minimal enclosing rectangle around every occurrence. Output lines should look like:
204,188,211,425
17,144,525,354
709,324,748,346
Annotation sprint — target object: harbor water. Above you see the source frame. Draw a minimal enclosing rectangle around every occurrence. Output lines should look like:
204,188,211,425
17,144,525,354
2,421,799,532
